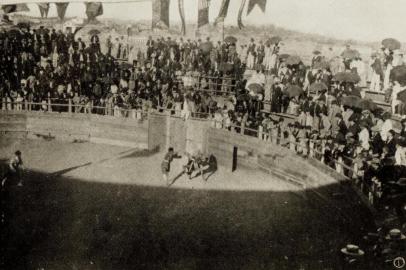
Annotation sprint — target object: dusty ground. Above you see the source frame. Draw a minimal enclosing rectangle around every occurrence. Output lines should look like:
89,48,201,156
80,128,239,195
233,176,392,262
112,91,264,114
0,138,373,270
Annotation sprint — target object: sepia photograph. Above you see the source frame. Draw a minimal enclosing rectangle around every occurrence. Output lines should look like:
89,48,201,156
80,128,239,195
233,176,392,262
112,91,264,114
0,0,405,269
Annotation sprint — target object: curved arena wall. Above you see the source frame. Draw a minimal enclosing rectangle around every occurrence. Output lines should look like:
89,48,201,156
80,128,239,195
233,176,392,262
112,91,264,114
0,111,149,148
0,110,374,227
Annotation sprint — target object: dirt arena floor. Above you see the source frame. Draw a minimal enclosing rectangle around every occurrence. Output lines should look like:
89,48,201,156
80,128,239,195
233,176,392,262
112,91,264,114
0,138,373,270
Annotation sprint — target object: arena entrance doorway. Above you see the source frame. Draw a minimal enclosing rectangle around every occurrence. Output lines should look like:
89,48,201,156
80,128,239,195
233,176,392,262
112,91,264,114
232,146,238,172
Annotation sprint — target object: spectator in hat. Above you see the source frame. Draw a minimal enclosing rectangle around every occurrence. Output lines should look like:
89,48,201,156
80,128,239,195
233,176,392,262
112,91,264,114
340,244,365,269
334,113,347,137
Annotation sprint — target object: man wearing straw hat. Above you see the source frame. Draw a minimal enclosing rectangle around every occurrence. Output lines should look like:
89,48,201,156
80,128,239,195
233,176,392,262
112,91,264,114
340,244,365,269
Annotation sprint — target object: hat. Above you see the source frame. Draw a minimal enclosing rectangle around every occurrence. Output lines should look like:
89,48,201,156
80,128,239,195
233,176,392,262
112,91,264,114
341,244,365,256
385,229,406,240
335,113,343,119
15,150,21,156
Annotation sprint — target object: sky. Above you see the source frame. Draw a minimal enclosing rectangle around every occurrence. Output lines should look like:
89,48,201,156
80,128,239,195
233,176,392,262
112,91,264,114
16,0,406,42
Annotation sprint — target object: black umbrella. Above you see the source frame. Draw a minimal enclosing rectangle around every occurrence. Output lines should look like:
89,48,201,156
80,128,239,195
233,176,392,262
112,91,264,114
199,42,213,53
397,90,406,103
224,36,237,44
88,29,101,36
278,54,290,61
17,22,30,29
7,29,21,38
285,85,303,97
266,36,282,45
342,95,361,108
286,55,301,66
247,83,264,94
356,99,377,111
333,72,361,84
382,38,401,51
309,82,328,92
341,49,360,60
313,60,329,70
390,65,406,86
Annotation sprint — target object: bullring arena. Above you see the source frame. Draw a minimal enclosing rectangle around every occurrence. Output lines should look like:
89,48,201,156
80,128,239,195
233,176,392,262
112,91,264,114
0,109,374,270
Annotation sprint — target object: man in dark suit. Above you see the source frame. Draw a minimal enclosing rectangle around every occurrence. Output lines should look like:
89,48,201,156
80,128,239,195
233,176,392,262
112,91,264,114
386,129,397,157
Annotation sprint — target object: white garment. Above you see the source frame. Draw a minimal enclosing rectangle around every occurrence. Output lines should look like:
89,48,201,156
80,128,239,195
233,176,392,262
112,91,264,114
369,72,381,92
395,147,406,166
384,64,393,90
380,119,393,141
358,128,370,150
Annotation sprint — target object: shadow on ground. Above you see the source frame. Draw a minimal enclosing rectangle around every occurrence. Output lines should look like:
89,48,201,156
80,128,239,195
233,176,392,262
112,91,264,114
0,165,376,270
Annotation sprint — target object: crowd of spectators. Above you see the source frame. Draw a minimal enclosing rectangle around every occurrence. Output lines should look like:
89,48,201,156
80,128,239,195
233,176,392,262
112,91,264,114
0,25,405,227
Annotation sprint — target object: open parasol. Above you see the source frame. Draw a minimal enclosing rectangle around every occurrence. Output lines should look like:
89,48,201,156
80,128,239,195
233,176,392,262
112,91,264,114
342,95,361,108
333,72,361,84
16,22,30,29
286,55,301,66
313,60,330,70
356,99,377,111
397,90,406,103
88,29,101,36
309,82,328,93
390,65,406,86
278,54,290,61
341,49,361,60
199,42,213,53
224,36,237,44
285,85,303,98
247,83,264,94
7,29,21,38
382,38,401,51
266,36,282,46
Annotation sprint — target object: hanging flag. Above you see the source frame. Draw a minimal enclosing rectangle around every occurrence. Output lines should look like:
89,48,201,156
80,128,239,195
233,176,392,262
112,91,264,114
247,0,267,15
178,0,186,35
152,0,170,29
214,0,230,26
38,3,50,18
85,2,103,22
56,2,69,20
237,0,246,29
2,4,29,14
197,0,210,28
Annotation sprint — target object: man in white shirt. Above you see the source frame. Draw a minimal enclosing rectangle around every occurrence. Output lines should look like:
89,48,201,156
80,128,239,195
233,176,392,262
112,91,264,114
380,115,393,142
395,140,406,166
358,122,370,151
